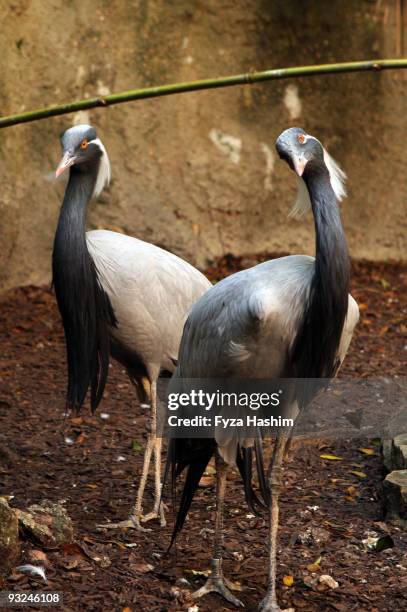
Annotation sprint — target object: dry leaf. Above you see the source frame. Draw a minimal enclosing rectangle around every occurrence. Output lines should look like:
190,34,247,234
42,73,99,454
75,432,86,444
186,569,211,577
27,550,48,565
320,454,343,461
307,556,322,572
198,476,214,488
131,562,154,574
359,448,375,456
350,470,367,479
283,575,294,587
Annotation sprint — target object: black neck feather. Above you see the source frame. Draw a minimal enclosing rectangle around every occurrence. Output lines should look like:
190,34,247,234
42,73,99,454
290,165,350,378
52,163,116,412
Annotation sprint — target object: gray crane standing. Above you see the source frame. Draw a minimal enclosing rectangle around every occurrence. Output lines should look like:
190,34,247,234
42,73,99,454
53,124,211,531
167,127,359,610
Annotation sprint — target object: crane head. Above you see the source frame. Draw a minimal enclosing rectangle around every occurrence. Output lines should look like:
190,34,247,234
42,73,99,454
275,128,347,217
275,127,326,177
56,124,111,197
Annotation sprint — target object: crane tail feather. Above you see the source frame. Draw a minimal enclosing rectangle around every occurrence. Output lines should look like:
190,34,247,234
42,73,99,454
53,245,116,414
254,438,271,507
165,438,216,550
235,445,267,514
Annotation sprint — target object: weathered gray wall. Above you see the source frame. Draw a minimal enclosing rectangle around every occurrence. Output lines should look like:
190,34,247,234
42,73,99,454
0,0,406,293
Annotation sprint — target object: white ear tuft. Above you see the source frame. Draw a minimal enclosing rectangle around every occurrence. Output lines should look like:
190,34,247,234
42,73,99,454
323,147,347,201
91,138,111,198
289,176,312,219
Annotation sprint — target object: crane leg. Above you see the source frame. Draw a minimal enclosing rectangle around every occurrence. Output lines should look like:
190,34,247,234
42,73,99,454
258,434,288,612
192,453,244,607
98,378,165,531
138,381,166,527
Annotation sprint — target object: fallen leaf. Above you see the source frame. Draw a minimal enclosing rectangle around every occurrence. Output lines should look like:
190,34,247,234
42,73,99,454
132,440,142,452
69,417,84,426
350,470,367,479
27,550,48,565
320,454,343,461
204,466,216,476
283,575,294,587
131,562,154,574
306,556,322,572
186,569,211,577
379,278,390,289
61,557,79,570
198,476,214,488
358,448,375,456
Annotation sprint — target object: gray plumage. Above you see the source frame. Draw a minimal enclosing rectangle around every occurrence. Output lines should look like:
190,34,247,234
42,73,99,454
167,127,359,610
53,124,211,530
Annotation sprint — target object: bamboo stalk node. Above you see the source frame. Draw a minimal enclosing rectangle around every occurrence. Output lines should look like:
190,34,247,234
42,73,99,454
1,59,406,129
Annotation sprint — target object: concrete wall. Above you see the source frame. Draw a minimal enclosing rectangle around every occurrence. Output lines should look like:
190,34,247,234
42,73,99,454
0,0,406,293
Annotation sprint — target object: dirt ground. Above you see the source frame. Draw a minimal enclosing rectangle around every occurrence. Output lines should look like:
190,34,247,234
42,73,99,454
0,255,406,612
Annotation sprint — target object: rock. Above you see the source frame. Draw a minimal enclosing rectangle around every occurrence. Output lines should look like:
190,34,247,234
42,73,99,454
392,435,407,470
382,470,407,528
17,500,73,547
319,574,339,589
296,526,330,545
381,439,393,471
0,497,20,571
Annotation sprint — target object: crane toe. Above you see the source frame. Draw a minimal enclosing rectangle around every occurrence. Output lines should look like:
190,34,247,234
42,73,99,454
258,594,287,611
193,578,244,607
96,517,152,532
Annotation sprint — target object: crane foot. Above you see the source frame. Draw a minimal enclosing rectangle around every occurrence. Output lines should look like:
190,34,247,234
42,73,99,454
192,559,244,607
140,510,166,527
97,517,152,532
258,593,283,611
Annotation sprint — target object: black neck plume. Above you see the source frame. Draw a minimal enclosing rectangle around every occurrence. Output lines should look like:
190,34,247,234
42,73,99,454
290,165,350,378
52,163,116,412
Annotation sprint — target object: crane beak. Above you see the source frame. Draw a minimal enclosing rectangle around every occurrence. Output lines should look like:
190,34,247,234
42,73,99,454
292,154,307,177
55,151,76,178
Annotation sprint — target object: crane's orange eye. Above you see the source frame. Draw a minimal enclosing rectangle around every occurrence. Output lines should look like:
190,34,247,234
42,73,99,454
80,139,88,149
297,134,306,144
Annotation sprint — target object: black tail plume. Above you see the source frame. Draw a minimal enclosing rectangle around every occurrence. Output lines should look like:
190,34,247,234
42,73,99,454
235,444,269,514
166,437,216,550
53,248,116,413
254,438,271,507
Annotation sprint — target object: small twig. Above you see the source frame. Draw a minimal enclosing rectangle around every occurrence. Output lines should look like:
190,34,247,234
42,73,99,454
0,59,407,129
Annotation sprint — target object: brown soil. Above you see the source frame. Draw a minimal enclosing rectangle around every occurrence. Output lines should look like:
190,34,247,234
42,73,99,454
0,256,406,611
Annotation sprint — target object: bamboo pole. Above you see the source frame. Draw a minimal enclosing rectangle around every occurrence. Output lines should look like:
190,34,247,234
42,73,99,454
1,59,406,129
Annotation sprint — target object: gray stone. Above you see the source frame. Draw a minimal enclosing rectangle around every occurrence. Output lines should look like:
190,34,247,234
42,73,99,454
0,497,20,571
382,470,407,529
17,500,73,548
392,435,407,470
381,439,393,471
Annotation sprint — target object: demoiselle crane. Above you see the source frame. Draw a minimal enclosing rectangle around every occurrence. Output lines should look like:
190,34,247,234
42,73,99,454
53,124,211,530
166,127,359,610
